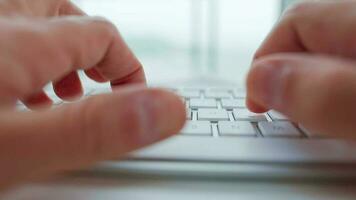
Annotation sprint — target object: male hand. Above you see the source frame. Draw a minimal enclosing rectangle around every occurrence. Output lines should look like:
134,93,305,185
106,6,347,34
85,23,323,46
247,1,356,138
0,0,185,189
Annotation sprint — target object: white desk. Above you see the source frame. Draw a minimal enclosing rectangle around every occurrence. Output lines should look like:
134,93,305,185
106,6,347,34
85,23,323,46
3,175,356,200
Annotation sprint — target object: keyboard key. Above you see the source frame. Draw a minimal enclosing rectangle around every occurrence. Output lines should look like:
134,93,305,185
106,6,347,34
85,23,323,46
52,98,63,105
218,121,257,136
197,109,229,121
17,104,28,111
221,99,246,109
83,88,94,97
186,109,192,120
232,89,246,99
258,121,301,137
178,89,200,98
233,109,267,122
269,110,288,121
91,88,112,95
299,124,326,138
207,88,231,92
46,93,63,105
181,121,212,136
205,91,231,99
190,99,217,109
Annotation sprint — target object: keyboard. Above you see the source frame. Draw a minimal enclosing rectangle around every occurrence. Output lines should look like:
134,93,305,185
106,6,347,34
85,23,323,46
16,87,323,138
175,87,317,138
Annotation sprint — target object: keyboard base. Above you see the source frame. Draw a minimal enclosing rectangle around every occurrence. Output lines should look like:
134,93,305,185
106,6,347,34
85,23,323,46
86,160,356,180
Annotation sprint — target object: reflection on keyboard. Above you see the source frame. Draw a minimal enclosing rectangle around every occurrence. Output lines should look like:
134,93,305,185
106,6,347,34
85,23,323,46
16,87,326,139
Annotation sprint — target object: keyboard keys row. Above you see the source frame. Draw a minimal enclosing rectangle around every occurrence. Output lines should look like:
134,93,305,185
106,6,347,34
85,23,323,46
189,99,247,109
258,121,300,137
177,88,246,99
181,121,212,136
181,121,302,137
190,99,217,109
221,99,246,109
218,121,256,136
205,91,231,99
197,109,229,121
189,108,268,122
233,109,267,122
268,110,289,121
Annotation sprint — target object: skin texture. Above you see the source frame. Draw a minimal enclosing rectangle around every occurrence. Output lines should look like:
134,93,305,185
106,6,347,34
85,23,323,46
246,1,356,138
0,0,186,190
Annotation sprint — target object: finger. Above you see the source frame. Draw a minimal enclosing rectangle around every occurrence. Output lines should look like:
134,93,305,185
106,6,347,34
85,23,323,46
110,67,146,88
0,87,185,189
0,0,83,17
4,16,145,100
22,90,52,109
246,98,267,113
247,53,356,138
53,1,87,101
59,1,86,16
59,2,147,86
58,1,117,84
254,1,356,59
84,68,108,83
53,71,83,101
249,1,356,112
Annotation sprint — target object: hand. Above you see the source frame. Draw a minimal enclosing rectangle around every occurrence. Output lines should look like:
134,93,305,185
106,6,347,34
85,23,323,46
0,0,185,189
246,1,356,138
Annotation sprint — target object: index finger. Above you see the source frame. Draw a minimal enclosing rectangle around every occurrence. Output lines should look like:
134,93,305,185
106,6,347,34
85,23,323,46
49,16,146,87
59,2,146,86
5,17,145,99
247,1,356,113
254,1,356,59
59,1,145,86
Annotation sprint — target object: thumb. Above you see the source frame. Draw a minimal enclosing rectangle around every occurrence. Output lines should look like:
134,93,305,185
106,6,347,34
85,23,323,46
0,86,185,188
247,53,356,138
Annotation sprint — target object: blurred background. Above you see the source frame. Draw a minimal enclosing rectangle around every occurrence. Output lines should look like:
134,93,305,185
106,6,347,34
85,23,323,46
73,0,300,85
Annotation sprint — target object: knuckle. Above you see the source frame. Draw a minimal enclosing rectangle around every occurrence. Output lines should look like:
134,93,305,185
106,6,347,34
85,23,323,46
52,0,71,8
66,95,141,160
305,70,346,120
54,98,108,161
53,0,69,7
14,26,51,90
91,17,118,38
14,25,67,90
278,66,298,109
73,97,109,159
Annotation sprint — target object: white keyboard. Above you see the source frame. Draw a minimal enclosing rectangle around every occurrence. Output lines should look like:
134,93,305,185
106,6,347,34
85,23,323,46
16,87,325,138
175,87,311,138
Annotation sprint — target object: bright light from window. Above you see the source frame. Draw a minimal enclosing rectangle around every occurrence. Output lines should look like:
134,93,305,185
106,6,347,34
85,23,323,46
73,0,279,84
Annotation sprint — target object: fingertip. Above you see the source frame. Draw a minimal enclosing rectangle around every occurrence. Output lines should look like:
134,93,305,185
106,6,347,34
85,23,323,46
148,89,186,137
53,72,84,101
110,67,147,87
23,91,53,110
246,63,270,113
107,87,186,148
246,98,269,113
84,68,108,83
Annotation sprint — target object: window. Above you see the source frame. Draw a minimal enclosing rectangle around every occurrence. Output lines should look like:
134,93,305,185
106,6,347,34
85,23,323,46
73,0,283,84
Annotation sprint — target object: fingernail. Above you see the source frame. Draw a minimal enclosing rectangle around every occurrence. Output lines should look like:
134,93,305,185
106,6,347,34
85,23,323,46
249,63,292,110
133,91,186,144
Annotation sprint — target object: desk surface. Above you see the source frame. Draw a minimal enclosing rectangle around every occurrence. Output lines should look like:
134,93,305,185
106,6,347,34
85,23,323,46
3,175,356,200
